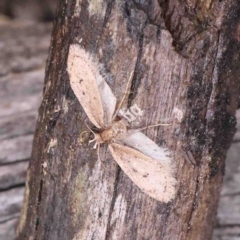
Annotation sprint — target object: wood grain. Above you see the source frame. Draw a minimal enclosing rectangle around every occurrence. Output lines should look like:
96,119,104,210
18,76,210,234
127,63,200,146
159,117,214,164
0,20,51,240
9,1,240,240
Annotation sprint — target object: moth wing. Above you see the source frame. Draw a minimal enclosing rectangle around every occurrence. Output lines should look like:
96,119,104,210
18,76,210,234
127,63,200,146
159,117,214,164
118,131,172,161
67,44,117,128
108,142,176,202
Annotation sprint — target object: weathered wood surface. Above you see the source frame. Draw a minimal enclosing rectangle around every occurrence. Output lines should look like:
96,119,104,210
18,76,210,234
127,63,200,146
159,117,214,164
1,2,240,240
14,1,240,240
0,19,51,240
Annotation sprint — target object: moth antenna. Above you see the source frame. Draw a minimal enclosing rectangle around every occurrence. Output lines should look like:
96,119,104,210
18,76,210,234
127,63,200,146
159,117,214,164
112,71,134,120
128,123,171,134
97,144,110,172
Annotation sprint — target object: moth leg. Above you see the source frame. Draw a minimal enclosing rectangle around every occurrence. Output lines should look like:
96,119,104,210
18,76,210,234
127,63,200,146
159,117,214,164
97,144,110,171
112,71,134,120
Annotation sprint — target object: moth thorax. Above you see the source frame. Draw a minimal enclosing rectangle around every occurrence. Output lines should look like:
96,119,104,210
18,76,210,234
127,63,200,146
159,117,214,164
100,120,127,142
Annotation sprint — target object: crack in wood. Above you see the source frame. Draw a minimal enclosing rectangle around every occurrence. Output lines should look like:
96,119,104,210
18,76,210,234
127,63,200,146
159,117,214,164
34,179,43,235
184,28,222,236
205,30,221,123
185,174,200,234
128,30,144,107
105,166,121,240
96,0,115,51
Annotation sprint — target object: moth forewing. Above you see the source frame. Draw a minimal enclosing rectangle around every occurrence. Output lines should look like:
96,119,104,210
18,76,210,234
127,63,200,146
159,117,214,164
108,143,176,202
67,44,117,128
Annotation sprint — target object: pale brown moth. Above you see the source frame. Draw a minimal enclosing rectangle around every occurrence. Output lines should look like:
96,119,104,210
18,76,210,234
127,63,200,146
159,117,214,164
67,44,176,202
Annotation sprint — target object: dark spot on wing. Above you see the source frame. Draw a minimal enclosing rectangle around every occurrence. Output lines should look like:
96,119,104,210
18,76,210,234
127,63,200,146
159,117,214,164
82,91,85,95
132,168,137,173
79,79,83,84
143,173,149,178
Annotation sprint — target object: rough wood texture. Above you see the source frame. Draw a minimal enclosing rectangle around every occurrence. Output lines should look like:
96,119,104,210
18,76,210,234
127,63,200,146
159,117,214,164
15,1,240,240
213,110,240,240
0,19,51,240
1,17,239,240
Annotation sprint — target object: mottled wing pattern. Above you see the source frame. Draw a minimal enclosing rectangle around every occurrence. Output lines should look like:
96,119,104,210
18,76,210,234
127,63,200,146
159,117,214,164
67,44,117,128
108,142,176,202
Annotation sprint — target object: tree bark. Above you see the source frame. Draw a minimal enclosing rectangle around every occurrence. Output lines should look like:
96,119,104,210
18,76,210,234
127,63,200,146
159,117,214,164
16,1,240,239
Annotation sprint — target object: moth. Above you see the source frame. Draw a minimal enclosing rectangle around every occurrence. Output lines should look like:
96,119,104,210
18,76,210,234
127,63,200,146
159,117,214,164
67,44,176,202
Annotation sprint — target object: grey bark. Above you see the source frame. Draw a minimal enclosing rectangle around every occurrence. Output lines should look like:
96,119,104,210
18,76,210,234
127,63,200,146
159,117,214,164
16,1,240,240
